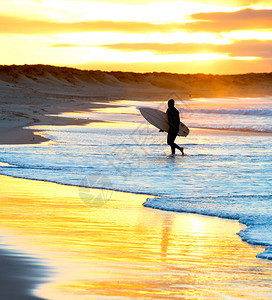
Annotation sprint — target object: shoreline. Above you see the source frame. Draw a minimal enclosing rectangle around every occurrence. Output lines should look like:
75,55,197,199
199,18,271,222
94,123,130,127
0,102,109,145
1,103,272,146
1,174,272,299
1,124,271,146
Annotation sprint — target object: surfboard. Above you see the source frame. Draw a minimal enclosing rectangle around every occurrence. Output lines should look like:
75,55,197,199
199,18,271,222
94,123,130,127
138,107,190,137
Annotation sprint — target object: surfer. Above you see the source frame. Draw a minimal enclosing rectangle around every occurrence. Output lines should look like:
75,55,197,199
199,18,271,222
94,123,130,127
166,99,184,156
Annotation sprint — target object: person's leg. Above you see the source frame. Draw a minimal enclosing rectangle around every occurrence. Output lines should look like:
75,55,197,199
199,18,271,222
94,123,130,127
173,141,184,155
167,132,176,154
177,144,184,156
167,132,184,155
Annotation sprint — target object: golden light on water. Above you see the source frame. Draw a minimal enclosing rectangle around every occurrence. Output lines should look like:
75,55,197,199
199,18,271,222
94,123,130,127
1,173,272,299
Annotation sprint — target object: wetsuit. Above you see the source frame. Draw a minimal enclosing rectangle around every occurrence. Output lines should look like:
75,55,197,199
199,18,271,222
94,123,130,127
166,105,181,154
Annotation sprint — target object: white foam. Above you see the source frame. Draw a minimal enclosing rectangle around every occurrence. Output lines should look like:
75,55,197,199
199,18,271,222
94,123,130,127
180,108,272,117
0,162,16,167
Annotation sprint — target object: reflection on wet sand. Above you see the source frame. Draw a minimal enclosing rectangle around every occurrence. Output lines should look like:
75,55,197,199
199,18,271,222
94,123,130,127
0,175,272,299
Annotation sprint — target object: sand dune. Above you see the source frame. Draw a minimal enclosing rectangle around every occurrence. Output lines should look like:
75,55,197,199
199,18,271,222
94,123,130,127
1,64,272,99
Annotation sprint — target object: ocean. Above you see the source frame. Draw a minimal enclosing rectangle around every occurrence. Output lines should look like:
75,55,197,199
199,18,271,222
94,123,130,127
0,97,271,259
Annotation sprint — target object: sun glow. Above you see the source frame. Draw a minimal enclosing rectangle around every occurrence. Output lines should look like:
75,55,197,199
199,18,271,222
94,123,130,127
33,0,237,23
0,0,271,73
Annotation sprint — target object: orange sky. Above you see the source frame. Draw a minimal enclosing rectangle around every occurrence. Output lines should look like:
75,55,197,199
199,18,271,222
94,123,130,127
1,0,272,74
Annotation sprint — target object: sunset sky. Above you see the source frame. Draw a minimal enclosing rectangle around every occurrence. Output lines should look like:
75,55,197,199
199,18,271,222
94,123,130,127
1,0,271,74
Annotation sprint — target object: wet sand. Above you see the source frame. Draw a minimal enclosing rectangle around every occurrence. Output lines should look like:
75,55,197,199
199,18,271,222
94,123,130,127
0,246,50,300
1,175,272,299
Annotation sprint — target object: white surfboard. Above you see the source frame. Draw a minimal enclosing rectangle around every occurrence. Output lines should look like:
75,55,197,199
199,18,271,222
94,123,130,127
138,107,189,137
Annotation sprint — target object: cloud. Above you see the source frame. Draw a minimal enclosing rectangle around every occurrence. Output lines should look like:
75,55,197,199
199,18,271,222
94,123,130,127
99,43,212,54
187,8,272,32
0,15,182,34
222,40,272,57
98,40,272,58
0,9,271,35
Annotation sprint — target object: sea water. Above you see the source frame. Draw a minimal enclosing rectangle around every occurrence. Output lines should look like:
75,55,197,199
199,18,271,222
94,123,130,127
0,97,271,259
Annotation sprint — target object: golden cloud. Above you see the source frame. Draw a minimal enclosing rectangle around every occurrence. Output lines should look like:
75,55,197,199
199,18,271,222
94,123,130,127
0,9,271,35
98,40,272,58
0,15,181,34
188,8,272,32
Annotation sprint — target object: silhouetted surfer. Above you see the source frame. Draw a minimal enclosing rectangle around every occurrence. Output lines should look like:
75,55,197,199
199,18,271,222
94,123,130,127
166,99,184,156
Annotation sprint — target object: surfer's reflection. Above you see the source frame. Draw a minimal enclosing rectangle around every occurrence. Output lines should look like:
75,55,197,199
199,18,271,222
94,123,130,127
161,213,174,259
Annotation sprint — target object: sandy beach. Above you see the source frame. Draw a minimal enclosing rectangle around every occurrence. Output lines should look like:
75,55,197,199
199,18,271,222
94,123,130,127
1,174,272,299
0,80,109,145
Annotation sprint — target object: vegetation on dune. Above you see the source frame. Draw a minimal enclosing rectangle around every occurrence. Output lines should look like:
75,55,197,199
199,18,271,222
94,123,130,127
0,64,271,97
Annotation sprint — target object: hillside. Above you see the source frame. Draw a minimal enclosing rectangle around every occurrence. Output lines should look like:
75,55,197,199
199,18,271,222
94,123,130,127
0,64,272,99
